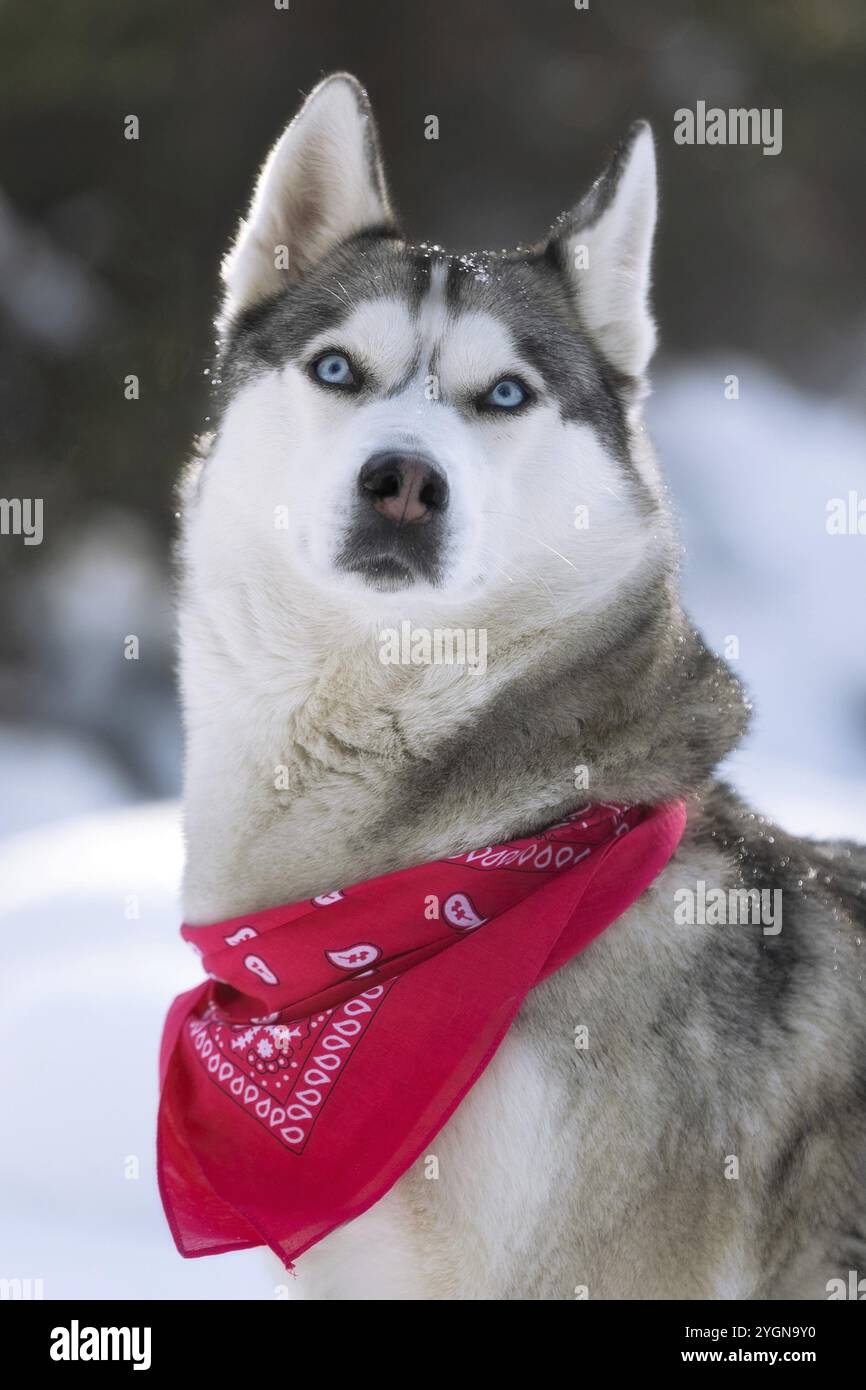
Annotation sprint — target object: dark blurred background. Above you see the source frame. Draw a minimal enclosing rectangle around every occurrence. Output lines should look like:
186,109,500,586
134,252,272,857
1,0,865,819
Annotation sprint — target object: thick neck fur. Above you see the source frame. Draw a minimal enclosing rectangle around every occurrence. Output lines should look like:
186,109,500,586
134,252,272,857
179,520,748,923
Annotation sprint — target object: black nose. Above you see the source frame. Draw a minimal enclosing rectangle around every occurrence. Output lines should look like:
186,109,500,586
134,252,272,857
358,451,448,526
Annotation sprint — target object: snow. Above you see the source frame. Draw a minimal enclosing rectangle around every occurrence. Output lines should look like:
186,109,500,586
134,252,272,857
0,802,285,1299
1,362,864,1298
0,726,135,838
647,360,866,839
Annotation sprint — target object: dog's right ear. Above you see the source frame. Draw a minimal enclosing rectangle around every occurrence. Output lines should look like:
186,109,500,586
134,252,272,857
220,73,396,326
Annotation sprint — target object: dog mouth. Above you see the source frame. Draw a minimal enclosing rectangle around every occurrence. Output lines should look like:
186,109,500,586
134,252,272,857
334,529,443,591
341,553,419,590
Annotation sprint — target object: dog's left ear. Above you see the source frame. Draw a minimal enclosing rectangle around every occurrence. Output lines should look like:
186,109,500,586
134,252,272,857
547,122,657,379
220,73,396,325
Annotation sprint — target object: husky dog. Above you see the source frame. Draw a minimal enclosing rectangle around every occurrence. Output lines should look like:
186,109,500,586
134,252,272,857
178,74,866,1299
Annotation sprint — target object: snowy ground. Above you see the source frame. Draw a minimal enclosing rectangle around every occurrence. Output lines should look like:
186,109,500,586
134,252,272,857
0,802,282,1299
1,362,864,1299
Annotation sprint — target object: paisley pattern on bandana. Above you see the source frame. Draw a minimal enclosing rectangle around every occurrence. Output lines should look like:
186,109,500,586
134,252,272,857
187,982,395,1153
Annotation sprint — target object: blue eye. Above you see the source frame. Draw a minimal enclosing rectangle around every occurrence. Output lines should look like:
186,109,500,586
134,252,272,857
485,378,526,410
313,352,356,387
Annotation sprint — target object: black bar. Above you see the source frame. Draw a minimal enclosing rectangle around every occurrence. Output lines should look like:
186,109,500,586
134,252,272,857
1,1297,860,1371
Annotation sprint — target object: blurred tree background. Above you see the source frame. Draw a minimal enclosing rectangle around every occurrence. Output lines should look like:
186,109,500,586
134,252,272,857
0,0,864,808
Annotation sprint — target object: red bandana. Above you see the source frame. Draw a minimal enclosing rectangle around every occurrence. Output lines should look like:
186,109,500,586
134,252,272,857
158,799,686,1267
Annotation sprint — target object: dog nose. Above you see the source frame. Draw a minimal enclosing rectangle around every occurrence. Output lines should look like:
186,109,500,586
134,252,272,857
358,451,448,525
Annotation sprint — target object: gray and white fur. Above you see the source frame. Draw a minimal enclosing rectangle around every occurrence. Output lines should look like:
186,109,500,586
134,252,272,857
177,74,866,1300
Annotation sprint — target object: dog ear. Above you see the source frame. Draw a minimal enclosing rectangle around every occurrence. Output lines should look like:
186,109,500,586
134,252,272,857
547,122,657,379
220,73,396,324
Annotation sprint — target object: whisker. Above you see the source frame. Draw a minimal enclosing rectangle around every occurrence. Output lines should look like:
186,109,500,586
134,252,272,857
332,276,358,312
485,556,516,585
482,510,581,574
322,283,353,312
486,548,561,619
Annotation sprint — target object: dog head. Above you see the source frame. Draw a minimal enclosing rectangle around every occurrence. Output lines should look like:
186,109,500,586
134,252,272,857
187,74,667,629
